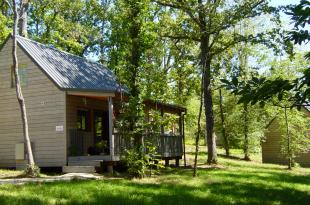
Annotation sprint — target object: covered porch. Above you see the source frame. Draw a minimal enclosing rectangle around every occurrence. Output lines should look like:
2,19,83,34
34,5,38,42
144,100,187,166
65,93,186,168
66,91,120,166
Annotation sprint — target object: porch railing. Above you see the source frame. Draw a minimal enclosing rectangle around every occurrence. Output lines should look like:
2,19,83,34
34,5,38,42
113,133,183,158
69,129,183,158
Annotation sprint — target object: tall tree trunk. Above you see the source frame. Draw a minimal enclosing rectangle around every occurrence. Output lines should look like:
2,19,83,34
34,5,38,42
198,0,217,164
203,59,217,164
18,0,28,37
193,75,204,177
243,104,250,161
284,107,292,169
12,0,34,167
219,89,229,156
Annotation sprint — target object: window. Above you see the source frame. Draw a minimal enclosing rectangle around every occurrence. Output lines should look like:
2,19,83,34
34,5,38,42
11,64,28,87
77,110,90,131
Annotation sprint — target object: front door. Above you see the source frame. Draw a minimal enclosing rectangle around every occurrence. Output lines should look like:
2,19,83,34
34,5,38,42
94,110,110,154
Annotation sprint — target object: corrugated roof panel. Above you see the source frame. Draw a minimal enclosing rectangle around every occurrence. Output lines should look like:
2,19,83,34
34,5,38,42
16,36,121,92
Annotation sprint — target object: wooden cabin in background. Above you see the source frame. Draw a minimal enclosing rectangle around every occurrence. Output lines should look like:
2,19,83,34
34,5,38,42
0,36,185,172
262,106,310,167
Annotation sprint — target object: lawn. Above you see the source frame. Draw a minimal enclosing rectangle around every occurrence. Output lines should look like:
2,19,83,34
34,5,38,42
0,149,309,205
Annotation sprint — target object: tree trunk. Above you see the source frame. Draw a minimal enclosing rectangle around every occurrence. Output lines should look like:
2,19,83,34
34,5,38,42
198,0,217,164
284,107,292,169
219,89,229,156
18,0,28,37
203,59,217,164
193,75,204,177
12,0,34,166
243,104,250,161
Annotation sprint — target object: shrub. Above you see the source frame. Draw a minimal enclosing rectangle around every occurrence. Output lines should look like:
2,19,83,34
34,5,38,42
122,144,163,178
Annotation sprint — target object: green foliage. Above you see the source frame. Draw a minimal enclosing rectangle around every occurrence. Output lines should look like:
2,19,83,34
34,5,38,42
28,0,107,57
122,144,163,178
0,14,10,44
95,140,108,153
278,108,310,166
285,0,310,59
222,1,310,107
0,1,11,45
214,87,268,153
23,164,40,178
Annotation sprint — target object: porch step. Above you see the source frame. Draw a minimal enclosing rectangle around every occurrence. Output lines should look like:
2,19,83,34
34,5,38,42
62,166,96,173
68,160,102,167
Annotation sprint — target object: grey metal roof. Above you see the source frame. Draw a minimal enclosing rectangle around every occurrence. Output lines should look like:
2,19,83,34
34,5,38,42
16,36,122,93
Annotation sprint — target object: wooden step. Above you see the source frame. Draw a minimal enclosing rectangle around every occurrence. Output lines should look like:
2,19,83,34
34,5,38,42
62,166,96,173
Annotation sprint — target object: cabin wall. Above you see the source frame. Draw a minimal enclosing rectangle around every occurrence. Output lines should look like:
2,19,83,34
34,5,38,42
0,38,66,168
66,95,109,156
262,109,310,167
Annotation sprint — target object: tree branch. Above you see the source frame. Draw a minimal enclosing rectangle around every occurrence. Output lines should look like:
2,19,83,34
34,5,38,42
153,0,202,27
4,0,13,10
211,33,248,57
160,34,200,42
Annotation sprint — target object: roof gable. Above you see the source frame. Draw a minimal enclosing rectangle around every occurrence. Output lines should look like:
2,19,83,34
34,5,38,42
14,36,121,93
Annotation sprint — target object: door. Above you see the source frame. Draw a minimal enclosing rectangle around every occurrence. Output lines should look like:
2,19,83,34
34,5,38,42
94,110,110,154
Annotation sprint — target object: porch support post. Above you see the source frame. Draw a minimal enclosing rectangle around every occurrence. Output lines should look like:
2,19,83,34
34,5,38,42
108,96,114,160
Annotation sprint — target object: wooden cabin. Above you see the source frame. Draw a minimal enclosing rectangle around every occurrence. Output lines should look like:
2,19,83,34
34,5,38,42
0,36,185,171
262,106,310,167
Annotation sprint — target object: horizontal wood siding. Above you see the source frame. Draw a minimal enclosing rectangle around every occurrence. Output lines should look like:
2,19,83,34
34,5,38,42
262,109,310,167
0,38,66,168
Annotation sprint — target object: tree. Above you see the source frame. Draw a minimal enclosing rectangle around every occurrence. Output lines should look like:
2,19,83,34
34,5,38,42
18,0,27,37
214,56,271,161
278,105,310,169
226,0,309,107
0,0,11,44
109,0,155,149
193,75,204,176
154,0,272,164
218,88,229,156
27,0,107,57
7,0,38,177
223,51,309,169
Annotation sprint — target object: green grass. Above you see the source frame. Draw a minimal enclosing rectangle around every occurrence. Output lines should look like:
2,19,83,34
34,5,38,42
0,150,309,205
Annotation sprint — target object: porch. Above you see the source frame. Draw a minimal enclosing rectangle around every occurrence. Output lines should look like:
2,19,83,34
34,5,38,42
66,93,186,168
66,92,117,167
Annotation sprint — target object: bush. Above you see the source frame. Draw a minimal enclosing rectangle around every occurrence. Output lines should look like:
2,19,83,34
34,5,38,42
122,144,163,178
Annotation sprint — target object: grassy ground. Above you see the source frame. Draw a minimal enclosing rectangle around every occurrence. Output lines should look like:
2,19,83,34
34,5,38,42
0,148,309,205
0,169,24,179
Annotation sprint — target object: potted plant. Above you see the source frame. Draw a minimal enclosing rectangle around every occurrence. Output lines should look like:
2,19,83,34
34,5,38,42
95,140,108,155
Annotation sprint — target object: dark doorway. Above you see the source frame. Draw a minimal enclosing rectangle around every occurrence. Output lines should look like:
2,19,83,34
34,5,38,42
94,110,110,154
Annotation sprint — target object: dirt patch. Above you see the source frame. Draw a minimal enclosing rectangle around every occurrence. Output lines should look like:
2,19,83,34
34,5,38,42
0,170,25,179
197,164,226,170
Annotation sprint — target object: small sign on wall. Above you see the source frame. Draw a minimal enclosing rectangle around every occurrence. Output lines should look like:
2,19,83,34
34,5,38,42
56,125,64,132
